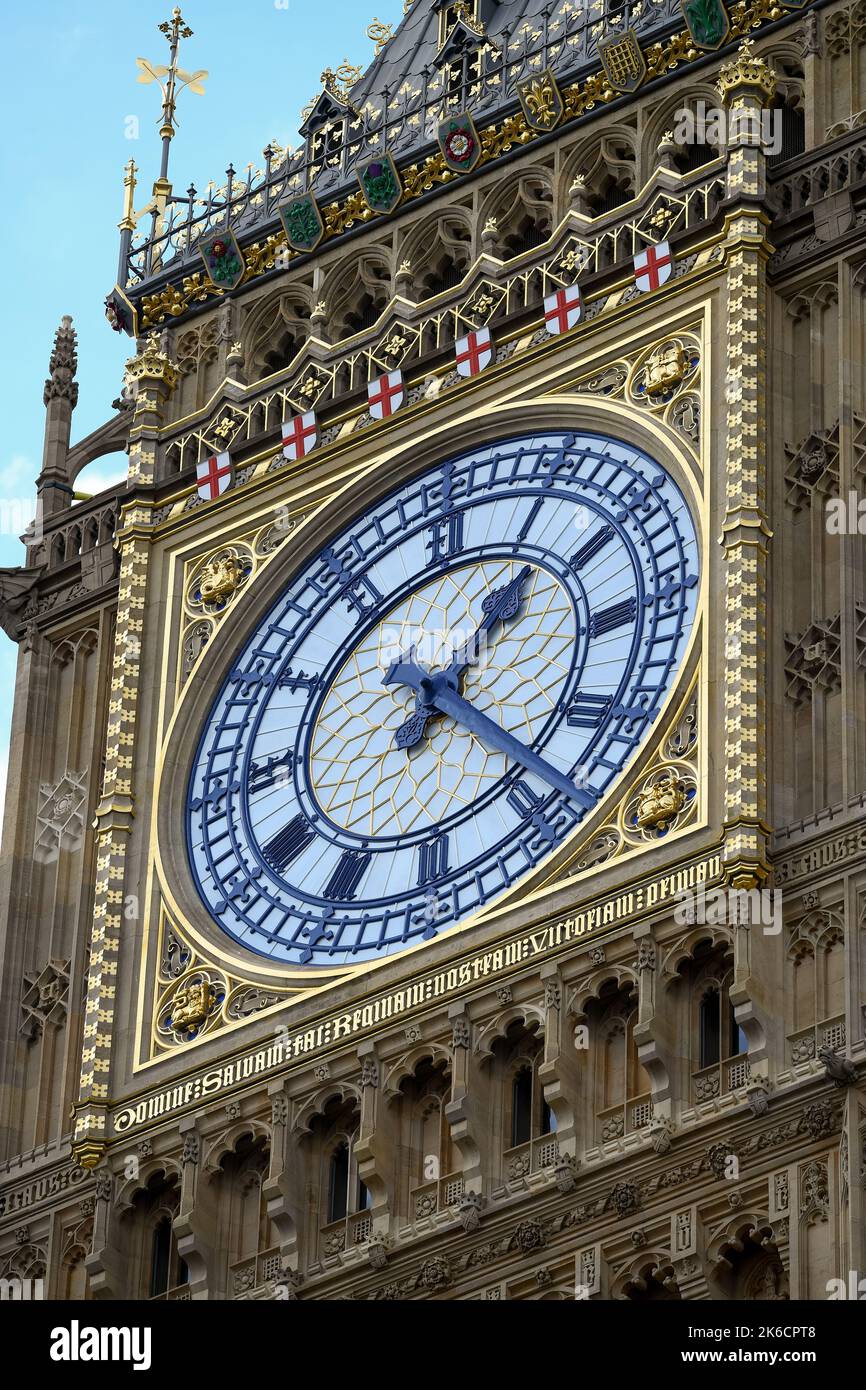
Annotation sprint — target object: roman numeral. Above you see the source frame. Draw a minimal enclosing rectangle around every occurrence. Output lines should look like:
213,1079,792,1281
507,780,544,818
418,833,450,885
589,597,637,638
516,497,544,544
507,779,568,845
343,576,382,618
427,511,464,563
570,524,614,571
278,667,323,695
566,692,612,729
322,548,382,617
324,850,371,902
263,814,315,873
249,752,293,793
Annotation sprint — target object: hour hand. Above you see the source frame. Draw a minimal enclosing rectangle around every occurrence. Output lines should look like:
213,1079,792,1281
383,646,429,698
394,706,434,750
384,647,439,748
446,564,533,681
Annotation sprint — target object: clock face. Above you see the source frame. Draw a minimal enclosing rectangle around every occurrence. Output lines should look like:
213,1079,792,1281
187,431,699,968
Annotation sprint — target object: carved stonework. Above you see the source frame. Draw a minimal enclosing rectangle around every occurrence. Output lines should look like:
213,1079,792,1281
784,616,842,705
784,427,839,510
187,547,253,616
151,909,295,1056
34,771,88,864
157,972,224,1044
565,679,700,879
43,316,79,408
628,337,699,406
20,960,70,1039
359,1057,379,1089
799,1159,829,1217
633,770,687,833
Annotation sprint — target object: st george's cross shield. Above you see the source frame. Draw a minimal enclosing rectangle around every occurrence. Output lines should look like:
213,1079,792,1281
368,370,405,420
455,328,494,378
197,452,233,502
544,286,583,336
282,411,319,462
634,242,673,294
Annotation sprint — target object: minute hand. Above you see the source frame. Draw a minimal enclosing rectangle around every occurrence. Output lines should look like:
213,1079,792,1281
423,678,595,809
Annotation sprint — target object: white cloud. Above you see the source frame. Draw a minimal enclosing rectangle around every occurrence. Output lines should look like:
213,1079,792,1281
73,460,128,497
0,453,37,497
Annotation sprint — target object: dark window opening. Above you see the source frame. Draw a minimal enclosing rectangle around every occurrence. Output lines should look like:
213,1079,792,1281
504,216,551,257
591,182,631,215
343,293,385,336
328,1142,349,1223
768,104,805,168
676,140,717,173
699,989,721,1069
512,1067,533,1147
150,1218,172,1299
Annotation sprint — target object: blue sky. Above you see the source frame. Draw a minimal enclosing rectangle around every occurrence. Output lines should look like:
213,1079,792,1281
0,0,404,803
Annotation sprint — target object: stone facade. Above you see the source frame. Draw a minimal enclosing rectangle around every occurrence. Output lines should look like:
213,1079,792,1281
0,0,864,1302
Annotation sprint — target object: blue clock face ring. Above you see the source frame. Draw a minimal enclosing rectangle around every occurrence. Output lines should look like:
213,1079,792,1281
187,431,699,967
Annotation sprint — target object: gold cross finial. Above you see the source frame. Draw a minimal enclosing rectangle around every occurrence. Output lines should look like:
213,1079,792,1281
136,8,208,187
159,8,193,42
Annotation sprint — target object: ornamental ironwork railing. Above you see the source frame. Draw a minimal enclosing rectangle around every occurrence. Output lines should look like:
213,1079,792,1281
153,163,724,481
121,0,683,290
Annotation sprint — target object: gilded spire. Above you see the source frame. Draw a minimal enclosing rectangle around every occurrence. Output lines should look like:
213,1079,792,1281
135,7,208,191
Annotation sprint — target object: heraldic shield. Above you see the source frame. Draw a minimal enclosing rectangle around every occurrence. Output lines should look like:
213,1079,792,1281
279,194,325,254
357,154,403,215
199,229,245,290
599,31,647,94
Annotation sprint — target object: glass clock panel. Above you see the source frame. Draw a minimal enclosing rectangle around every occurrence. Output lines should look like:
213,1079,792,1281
187,432,699,967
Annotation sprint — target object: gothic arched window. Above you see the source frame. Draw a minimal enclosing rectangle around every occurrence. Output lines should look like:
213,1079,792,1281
493,1021,557,1180
685,943,748,1103
787,915,846,1066
148,1215,187,1299
587,982,650,1142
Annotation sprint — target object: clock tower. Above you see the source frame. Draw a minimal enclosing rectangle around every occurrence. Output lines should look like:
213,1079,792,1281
0,0,865,1304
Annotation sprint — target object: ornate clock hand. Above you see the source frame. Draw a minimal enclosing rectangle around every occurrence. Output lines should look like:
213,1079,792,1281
445,563,534,682
390,566,534,750
383,661,595,808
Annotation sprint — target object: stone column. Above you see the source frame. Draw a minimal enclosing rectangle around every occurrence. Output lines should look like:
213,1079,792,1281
445,1002,485,1192
71,337,178,1170
355,1042,391,1236
36,316,79,519
263,1081,300,1266
716,40,776,1053
538,964,581,1158
632,931,673,1119
85,1167,124,1300
174,1121,213,1299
